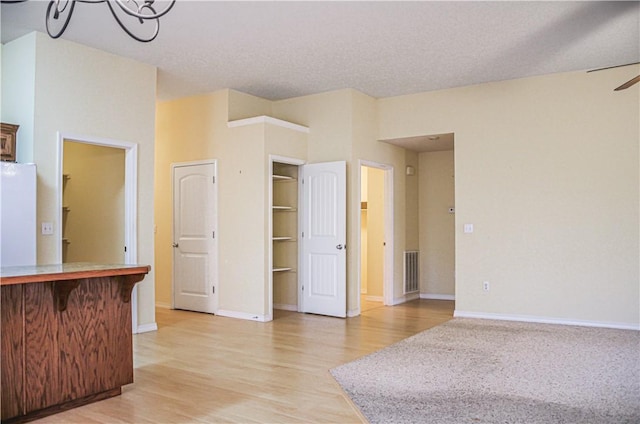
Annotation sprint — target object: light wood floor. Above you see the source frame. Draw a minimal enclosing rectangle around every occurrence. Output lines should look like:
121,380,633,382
37,299,454,423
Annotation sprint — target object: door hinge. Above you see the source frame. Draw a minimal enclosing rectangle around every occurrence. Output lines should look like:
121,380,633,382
212,231,215,238
212,286,215,294
301,231,304,238
212,176,216,184
124,246,127,252
302,285,304,291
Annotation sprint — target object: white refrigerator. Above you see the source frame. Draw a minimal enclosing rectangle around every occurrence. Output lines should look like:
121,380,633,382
1,162,37,267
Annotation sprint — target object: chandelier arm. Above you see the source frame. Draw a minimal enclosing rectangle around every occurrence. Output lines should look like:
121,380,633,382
2,0,171,42
45,0,77,39
105,0,159,43
113,0,175,20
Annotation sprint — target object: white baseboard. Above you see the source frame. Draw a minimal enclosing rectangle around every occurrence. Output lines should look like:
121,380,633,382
391,292,420,305
155,302,171,309
364,295,384,302
217,309,271,322
135,322,158,334
348,308,360,317
273,303,297,312
453,310,640,331
421,293,455,301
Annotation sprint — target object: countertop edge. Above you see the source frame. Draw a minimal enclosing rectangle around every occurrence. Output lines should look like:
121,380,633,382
0,265,151,286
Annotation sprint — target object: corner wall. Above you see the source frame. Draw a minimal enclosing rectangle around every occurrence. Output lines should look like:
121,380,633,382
2,32,158,328
419,150,455,298
379,67,640,328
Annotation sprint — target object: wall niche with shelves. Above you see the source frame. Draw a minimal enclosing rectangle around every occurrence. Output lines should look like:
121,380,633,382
272,161,299,311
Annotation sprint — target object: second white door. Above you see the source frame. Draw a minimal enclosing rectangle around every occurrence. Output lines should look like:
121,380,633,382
301,161,347,318
173,162,217,313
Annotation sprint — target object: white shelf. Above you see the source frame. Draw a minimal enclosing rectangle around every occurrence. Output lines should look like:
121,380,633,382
273,174,296,181
273,267,293,272
273,205,296,211
273,236,293,241
227,116,310,134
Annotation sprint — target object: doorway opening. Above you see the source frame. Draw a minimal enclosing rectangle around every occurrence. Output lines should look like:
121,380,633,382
359,161,394,313
62,141,125,264
270,155,304,320
57,133,138,329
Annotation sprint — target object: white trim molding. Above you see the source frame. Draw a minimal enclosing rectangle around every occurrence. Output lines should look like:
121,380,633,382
348,308,360,317
453,310,640,331
136,322,158,334
391,292,420,305
365,295,384,302
273,303,297,312
421,293,455,301
217,309,272,322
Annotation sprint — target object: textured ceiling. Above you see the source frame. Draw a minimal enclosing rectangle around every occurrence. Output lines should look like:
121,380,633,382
1,1,639,101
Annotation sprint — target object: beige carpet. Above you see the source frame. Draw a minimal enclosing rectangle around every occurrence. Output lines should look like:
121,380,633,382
330,318,640,424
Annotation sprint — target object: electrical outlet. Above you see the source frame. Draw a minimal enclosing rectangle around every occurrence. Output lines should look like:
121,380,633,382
41,222,53,235
483,281,490,292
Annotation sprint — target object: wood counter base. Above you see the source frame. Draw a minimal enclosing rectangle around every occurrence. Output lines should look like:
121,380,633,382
1,388,121,424
1,264,150,423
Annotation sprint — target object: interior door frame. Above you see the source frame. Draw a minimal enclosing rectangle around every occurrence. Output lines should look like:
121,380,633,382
56,132,139,331
268,154,305,320
358,160,394,311
170,159,219,313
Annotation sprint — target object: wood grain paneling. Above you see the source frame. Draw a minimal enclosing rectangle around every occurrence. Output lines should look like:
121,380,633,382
1,266,148,423
57,277,132,401
24,282,60,412
1,284,24,420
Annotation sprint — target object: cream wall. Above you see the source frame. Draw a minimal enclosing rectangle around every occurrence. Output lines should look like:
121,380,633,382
1,32,158,328
379,67,640,327
228,89,273,121
350,90,411,305
419,150,455,297
156,88,417,316
273,89,414,312
155,90,309,318
155,92,224,306
63,141,125,263
264,89,414,310
0,35,36,163
155,68,638,327
404,150,419,251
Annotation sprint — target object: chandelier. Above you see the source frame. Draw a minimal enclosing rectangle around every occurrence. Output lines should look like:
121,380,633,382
1,0,176,42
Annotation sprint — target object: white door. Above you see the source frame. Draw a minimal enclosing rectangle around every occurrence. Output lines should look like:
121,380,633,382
173,162,217,313
301,161,347,318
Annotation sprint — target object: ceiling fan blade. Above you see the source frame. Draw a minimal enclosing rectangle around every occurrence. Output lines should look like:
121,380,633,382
587,62,639,73
614,75,640,91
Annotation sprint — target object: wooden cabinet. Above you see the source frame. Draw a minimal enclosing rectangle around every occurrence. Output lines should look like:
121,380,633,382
0,264,149,423
0,122,19,162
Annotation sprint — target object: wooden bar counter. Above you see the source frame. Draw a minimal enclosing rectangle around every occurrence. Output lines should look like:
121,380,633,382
0,263,150,423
